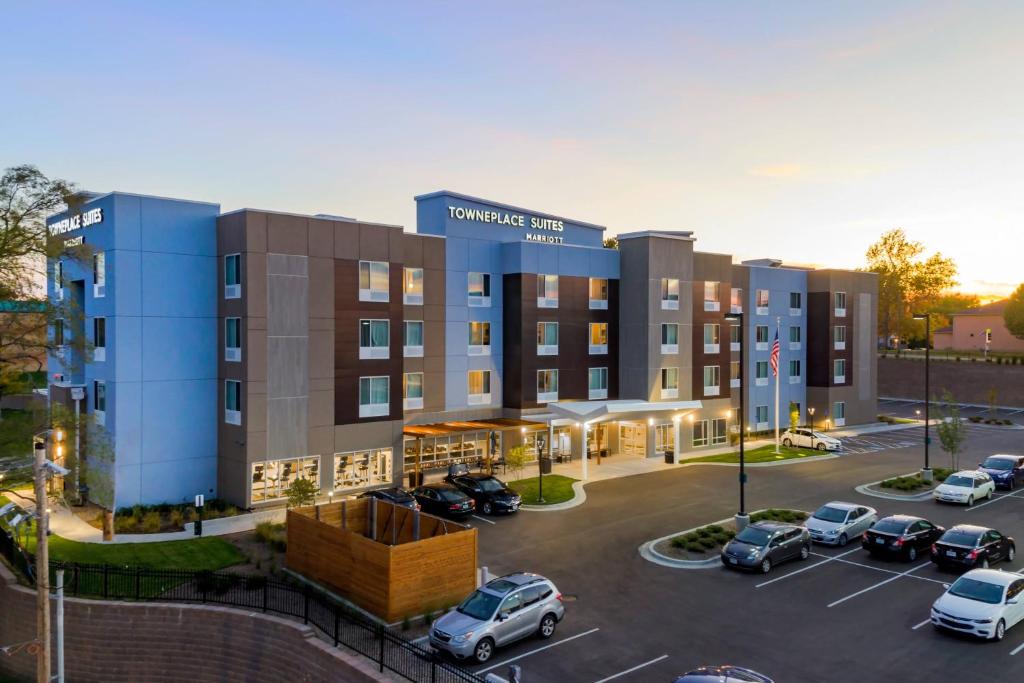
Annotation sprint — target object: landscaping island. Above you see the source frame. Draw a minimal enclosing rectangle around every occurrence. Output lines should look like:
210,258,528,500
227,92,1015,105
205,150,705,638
652,509,808,562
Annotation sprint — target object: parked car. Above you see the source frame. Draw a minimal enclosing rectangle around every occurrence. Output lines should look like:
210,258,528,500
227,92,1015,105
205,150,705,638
721,521,810,574
410,483,475,518
781,428,842,451
806,502,877,546
862,515,945,561
931,524,1016,571
358,487,420,511
933,470,995,506
930,569,1024,641
977,455,1024,490
445,473,522,515
430,572,565,663
674,666,773,682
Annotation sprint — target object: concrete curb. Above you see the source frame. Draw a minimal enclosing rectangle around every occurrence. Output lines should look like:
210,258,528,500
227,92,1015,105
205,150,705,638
855,472,935,502
679,454,840,469
520,480,587,512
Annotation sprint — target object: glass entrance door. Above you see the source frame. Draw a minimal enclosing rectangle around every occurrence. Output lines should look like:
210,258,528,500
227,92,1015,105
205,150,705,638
619,423,646,456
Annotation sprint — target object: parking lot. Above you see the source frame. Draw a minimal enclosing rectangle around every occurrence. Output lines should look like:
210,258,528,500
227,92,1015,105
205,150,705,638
454,420,1024,681
879,397,1024,423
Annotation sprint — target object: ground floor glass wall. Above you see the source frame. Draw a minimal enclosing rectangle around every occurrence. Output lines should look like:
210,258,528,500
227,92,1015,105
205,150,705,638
251,456,321,503
334,448,393,491
402,431,500,473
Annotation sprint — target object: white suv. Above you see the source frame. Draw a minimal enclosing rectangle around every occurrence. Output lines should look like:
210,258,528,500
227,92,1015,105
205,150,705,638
781,428,842,452
934,470,996,506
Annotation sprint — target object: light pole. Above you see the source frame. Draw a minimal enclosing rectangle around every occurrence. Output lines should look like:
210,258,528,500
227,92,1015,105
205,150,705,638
912,313,932,481
32,428,62,683
725,312,748,529
808,406,815,431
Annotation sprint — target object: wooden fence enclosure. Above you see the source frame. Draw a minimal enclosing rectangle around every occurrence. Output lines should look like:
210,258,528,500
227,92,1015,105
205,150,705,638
286,499,478,623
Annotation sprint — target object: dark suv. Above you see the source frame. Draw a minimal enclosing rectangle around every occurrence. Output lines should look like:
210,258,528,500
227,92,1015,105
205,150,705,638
446,473,521,515
721,522,811,574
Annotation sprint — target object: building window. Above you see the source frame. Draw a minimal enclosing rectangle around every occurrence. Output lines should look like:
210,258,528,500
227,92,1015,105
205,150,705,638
730,287,743,313
252,456,320,503
789,325,801,350
54,319,65,348
537,322,559,355
589,278,609,309
755,325,769,350
730,324,741,351
403,372,424,410
403,267,424,305
661,323,679,354
468,272,491,307
703,323,720,354
755,289,770,314
404,321,424,357
834,291,847,317
704,281,721,312
661,367,679,399
54,261,64,300
359,260,390,302
589,322,608,355
468,370,491,405
225,380,241,425
537,369,559,403
703,365,720,396
359,376,390,417
834,358,847,384
834,325,847,350
661,278,679,310
537,274,559,308
225,317,241,362
468,321,491,355
334,450,391,493
789,291,802,313
359,319,390,360
693,420,708,447
588,367,608,400
789,359,802,384
93,251,106,298
834,401,847,427
756,361,769,386
711,418,727,446
656,424,675,453
730,360,741,388
755,405,769,429
224,253,241,299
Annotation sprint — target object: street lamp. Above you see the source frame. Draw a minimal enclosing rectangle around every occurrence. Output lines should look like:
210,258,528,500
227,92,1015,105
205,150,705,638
724,311,748,529
912,312,933,481
808,406,815,431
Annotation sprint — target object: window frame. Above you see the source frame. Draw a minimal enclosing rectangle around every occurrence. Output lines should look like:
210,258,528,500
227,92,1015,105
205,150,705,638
225,317,241,362
588,277,609,309
403,267,424,305
536,369,559,403
403,372,424,410
589,322,608,355
661,278,680,310
467,369,492,405
359,319,391,360
468,272,491,307
358,375,390,417
358,260,390,303
661,323,679,354
537,274,559,308
588,367,608,399
404,320,424,357
224,253,241,299
224,379,241,425
661,367,679,399
537,321,559,355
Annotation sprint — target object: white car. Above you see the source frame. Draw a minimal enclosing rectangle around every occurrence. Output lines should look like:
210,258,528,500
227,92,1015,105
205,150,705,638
806,502,877,546
931,569,1024,641
933,471,996,506
781,428,842,452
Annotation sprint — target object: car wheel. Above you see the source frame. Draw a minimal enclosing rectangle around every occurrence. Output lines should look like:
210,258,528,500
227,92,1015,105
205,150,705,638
1008,545,1016,562
907,546,918,562
538,613,557,639
473,638,495,663
799,544,810,560
838,533,848,547
817,442,827,451
783,438,792,447
994,620,1006,642
482,502,493,515
760,558,772,574
967,495,974,507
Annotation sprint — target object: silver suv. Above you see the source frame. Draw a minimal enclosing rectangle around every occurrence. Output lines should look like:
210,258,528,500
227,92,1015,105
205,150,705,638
429,572,565,663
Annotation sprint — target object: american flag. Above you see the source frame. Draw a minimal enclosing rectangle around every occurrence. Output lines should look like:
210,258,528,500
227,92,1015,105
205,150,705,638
770,330,780,377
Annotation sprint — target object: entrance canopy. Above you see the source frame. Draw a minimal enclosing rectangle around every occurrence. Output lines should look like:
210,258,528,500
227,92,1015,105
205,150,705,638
402,417,542,438
544,399,703,424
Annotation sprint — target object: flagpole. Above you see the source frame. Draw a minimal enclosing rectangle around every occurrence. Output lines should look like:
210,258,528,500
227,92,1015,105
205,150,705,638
774,316,781,454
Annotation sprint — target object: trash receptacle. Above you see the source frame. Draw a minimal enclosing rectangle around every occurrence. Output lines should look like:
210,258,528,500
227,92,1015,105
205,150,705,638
408,471,424,487
539,457,552,474
664,451,674,464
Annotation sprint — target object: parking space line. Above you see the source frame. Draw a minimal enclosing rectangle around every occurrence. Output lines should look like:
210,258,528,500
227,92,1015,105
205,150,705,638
809,553,947,585
592,654,670,683
755,548,862,588
477,627,600,673
911,618,931,630
1011,640,1024,656
964,492,1024,512
471,515,496,525
827,561,932,608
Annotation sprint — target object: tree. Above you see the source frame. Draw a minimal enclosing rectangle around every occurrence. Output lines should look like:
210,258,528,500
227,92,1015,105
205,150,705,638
936,391,967,472
602,236,619,250
865,229,957,351
1005,284,1024,339
285,477,318,508
788,401,799,430
505,445,527,481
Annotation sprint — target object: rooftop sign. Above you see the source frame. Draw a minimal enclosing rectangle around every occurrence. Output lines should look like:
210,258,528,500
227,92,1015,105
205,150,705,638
447,205,565,244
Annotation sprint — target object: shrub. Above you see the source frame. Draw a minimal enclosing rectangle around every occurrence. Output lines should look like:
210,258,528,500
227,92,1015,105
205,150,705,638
685,542,705,553
141,511,161,533
695,527,712,538
698,536,718,550
114,515,136,533
705,524,724,534
169,509,184,529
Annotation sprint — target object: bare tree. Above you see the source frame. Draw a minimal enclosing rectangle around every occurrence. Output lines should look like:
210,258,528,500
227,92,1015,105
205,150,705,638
936,391,967,472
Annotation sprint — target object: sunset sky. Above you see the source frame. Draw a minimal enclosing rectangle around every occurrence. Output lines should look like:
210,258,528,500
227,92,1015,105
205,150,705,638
5,1,1022,296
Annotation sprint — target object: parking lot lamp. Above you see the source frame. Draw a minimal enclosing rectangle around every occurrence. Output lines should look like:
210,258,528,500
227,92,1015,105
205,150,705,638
912,313,932,482
724,311,749,530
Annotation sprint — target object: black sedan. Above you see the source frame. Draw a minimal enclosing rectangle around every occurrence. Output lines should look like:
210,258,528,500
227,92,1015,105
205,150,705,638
721,522,810,574
358,487,420,511
674,665,773,682
931,524,1016,571
862,515,945,561
410,483,475,519
445,473,521,515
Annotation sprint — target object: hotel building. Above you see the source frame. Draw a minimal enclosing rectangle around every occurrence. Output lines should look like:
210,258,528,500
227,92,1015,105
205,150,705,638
46,191,877,509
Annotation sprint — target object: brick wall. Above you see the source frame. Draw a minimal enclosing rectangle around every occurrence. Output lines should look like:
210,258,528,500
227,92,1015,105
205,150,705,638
878,357,1024,407
0,563,389,683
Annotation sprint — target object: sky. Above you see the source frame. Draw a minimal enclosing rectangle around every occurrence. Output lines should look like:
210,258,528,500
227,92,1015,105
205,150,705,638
4,1,1022,296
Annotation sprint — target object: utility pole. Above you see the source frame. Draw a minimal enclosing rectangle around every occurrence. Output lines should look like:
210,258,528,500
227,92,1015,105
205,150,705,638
33,438,51,683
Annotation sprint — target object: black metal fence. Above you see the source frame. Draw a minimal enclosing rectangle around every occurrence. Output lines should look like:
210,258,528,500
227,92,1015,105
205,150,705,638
0,529,485,683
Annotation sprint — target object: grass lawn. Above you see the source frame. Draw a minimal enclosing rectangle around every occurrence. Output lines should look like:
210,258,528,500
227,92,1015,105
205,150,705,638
23,531,244,571
687,445,827,464
509,474,578,505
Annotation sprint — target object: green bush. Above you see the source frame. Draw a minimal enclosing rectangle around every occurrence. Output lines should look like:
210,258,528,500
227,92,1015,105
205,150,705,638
141,511,161,533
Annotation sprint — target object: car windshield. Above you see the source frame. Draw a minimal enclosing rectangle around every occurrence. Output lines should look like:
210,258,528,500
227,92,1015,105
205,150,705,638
456,590,501,620
944,475,975,487
982,458,1013,471
813,506,848,523
734,527,772,546
948,577,1005,605
940,530,981,546
872,518,910,534
477,477,506,492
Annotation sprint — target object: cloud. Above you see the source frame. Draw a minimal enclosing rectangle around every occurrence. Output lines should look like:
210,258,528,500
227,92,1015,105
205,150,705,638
747,163,804,178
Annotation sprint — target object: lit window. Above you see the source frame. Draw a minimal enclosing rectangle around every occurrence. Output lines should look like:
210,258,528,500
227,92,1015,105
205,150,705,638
468,370,491,404
333,450,391,492
589,323,608,354
403,267,423,305
589,278,609,309
252,456,320,502
661,367,679,399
